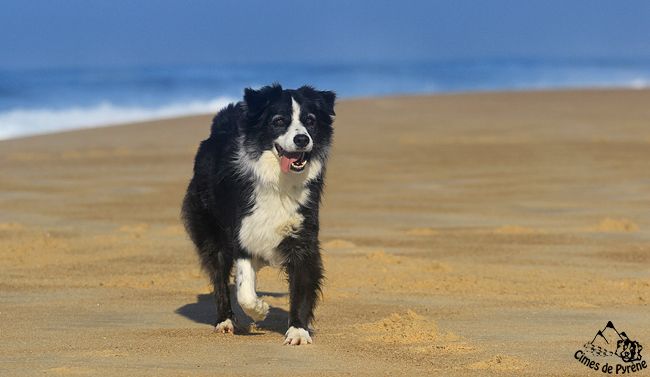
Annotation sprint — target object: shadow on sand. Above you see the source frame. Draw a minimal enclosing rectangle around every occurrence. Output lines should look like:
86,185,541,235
175,290,289,335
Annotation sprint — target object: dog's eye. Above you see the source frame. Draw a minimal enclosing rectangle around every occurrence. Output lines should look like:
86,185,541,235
305,114,316,126
271,115,286,127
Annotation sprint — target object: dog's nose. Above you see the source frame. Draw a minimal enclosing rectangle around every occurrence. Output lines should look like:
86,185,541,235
293,134,310,148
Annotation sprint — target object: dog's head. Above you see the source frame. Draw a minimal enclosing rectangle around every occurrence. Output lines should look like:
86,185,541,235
240,84,336,176
616,339,643,362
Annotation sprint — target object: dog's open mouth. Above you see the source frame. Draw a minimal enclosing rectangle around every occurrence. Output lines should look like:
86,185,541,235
275,144,309,173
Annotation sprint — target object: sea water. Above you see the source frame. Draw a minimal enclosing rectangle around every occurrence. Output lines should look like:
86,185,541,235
1,59,649,140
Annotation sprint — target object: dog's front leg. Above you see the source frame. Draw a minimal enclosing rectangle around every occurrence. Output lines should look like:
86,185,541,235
235,258,269,322
283,248,323,345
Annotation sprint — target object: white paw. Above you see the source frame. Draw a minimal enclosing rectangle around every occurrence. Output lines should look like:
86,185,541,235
240,299,269,322
214,318,234,334
283,326,312,345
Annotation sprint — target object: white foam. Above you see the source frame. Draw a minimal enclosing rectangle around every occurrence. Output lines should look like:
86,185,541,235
628,78,649,90
0,97,235,140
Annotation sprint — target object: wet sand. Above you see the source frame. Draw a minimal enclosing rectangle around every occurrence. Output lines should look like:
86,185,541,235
1,89,649,376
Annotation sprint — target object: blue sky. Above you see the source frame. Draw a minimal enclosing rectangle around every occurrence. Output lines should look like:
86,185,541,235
1,0,649,69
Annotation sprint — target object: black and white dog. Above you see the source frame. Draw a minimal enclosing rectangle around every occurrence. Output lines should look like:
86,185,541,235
182,84,335,345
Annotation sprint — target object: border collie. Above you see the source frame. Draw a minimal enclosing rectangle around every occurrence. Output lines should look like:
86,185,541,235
182,84,335,345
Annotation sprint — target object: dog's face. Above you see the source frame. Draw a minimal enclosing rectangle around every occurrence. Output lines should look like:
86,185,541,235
617,339,643,362
241,84,335,174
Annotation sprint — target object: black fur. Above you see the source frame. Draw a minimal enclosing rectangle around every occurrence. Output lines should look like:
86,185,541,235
181,84,335,336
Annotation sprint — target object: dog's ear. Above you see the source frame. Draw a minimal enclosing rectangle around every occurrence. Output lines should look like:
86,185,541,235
296,86,336,117
244,84,283,117
319,90,336,117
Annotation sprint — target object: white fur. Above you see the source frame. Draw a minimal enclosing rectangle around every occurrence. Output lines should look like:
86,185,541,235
236,138,322,267
214,318,234,333
274,97,313,153
284,326,312,345
235,258,269,321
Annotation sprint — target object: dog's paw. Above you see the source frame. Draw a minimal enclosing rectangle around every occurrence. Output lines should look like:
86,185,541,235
214,318,235,334
241,299,269,322
283,326,312,345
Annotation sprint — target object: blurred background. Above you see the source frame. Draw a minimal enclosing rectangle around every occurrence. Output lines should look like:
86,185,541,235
1,0,649,139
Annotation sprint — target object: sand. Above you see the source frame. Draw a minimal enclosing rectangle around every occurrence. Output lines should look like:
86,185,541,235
1,89,649,376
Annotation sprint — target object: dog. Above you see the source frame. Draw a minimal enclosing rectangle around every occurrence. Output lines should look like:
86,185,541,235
617,338,643,362
182,84,335,345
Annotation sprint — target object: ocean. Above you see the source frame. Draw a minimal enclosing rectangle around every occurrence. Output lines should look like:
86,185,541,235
1,59,649,140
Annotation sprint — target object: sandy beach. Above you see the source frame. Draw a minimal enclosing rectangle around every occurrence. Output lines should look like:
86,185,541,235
1,89,649,376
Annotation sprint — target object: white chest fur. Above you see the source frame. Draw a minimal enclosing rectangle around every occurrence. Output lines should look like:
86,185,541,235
238,183,305,265
237,149,321,266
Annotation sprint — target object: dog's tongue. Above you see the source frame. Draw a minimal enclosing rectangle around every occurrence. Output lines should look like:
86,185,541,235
280,156,298,173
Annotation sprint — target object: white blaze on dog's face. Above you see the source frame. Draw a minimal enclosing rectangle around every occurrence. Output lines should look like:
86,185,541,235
273,97,313,174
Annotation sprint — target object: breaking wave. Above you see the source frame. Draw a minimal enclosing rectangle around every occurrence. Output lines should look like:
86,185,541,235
0,97,234,140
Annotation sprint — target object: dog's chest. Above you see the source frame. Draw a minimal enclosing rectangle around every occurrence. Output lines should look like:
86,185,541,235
238,183,308,265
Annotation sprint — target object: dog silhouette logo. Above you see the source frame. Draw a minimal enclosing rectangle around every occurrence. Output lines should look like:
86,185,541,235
584,321,643,362
575,321,646,374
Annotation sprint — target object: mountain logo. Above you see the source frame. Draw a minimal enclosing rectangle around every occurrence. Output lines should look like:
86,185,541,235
574,321,646,374
585,321,643,362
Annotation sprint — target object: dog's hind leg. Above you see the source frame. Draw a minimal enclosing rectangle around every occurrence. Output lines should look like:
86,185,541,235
234,258,269,322
206,249,235,333
186,233,235,332
182,194,235,333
